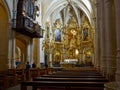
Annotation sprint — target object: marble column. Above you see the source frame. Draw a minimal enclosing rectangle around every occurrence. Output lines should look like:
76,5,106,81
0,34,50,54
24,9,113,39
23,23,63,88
104,0,116,81
115,0,120,89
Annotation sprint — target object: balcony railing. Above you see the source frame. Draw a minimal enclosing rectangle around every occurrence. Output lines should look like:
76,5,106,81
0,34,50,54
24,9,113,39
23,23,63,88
12,15,43,38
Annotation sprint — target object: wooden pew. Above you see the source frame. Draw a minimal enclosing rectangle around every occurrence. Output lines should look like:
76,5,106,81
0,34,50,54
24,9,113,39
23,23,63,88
47,68,54,74
16,69,26,82
33,75,108,89
33,77,108,82
21,68,108,90
41,69,104,78
40,69,48,76
52,70,101,76
29,68,52,80
7,69,18,86
21,80,105,90
0,71,9,90
29,68,41,80
41,74,104,78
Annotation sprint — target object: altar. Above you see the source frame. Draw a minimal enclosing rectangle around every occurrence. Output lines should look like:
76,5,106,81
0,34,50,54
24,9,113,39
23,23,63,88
60,59,78,68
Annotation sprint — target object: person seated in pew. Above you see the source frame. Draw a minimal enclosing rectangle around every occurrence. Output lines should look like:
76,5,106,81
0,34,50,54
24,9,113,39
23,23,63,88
32,62,36,68
45,64,48,69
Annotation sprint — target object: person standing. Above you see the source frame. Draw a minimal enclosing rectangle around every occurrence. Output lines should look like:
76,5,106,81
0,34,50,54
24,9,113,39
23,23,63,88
26,61,31,80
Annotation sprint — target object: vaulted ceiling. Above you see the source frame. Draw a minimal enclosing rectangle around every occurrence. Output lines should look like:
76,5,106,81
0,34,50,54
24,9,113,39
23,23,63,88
36,0,95,28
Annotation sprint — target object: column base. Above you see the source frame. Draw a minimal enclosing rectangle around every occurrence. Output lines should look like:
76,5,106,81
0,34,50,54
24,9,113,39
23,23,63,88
104,82,118,90
115,70,120,90
101,66,107,77
106,73,115,81
106,67,116,81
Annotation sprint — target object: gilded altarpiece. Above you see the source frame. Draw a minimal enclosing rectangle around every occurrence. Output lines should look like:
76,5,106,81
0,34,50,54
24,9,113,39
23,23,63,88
81,17,94,64
43,17,94,67
63,18,80,60
51,18,81,63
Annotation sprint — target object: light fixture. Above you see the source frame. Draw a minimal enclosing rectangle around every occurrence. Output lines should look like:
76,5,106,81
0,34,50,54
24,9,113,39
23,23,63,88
36,11,39,16
35,6,39,17
75,49,79,55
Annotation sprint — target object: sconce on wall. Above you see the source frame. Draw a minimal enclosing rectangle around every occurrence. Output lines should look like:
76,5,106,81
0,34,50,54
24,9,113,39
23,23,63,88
35,6,39,17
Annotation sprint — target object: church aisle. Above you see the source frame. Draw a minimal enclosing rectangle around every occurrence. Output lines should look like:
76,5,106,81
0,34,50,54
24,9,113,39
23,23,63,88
6,84,32,90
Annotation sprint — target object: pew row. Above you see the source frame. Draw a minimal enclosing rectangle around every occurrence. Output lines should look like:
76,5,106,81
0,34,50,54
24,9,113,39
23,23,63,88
21,81,105,90
41,74,104,78
7,69,26,84
33,77,108,82
29,68,53,80
0,71,9,90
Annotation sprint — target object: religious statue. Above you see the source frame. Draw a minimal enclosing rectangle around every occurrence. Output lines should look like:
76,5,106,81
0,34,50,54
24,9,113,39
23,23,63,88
83,28,88,41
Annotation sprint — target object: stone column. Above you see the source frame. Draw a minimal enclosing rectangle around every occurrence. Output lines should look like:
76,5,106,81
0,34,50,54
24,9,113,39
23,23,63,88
8,22,13,69
40,38,45,65
27,41,30,62
33,39,41,68
104,0,116,81
94,0,101,70
98,0,107,76
115,0,120,89
30,39,33,65
11,31,16,69
32,38,42,68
